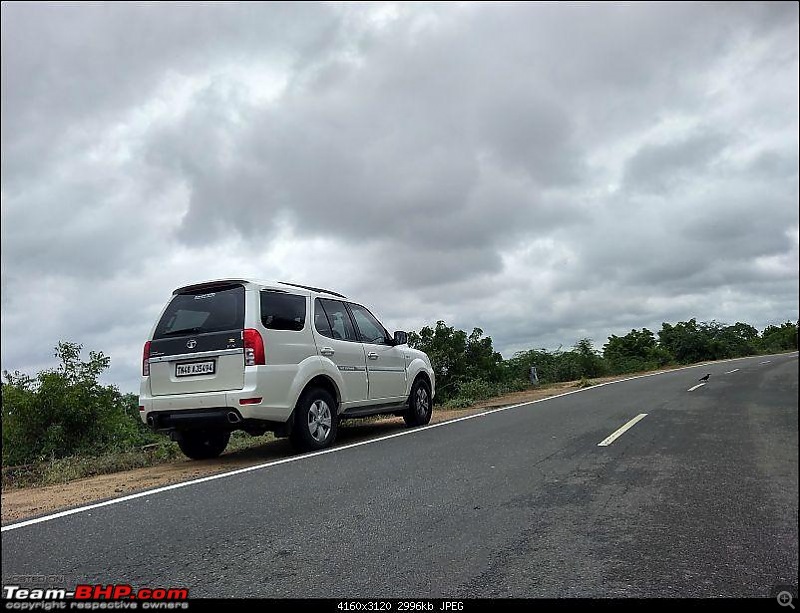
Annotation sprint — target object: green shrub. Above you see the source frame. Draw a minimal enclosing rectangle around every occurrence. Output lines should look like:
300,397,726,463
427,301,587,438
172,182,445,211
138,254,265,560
440,378,529,409
759,321,799,353
1,342,150,466
455,379,495,402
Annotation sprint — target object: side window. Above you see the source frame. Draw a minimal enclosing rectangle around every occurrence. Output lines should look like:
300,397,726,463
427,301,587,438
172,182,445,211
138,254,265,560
349,304,390,345
318,299,358,342
260,291,306,331
313,299,332,337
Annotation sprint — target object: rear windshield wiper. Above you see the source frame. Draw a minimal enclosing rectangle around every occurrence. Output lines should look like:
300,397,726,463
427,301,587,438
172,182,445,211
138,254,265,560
160,327,204,337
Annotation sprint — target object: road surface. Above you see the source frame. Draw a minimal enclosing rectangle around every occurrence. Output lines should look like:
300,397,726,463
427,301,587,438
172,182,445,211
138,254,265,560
2,353,797,598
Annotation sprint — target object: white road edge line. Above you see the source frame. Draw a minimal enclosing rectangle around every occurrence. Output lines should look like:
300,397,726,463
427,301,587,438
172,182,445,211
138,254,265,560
2,352,795,533
597,414,648,447
725,368,740,374
687,383,707,392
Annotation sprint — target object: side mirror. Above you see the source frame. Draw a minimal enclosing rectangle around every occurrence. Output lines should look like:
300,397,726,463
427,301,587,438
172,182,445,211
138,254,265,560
393,330,408,346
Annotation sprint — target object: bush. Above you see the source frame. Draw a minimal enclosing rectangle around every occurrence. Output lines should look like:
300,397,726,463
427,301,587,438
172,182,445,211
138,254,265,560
1,342,152,466
455,379,495,403
408,322,505,403
759,321,799,353
442,378,529,409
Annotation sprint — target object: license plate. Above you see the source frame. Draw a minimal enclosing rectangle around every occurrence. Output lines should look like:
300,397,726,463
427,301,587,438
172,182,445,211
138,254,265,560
175,361,215,377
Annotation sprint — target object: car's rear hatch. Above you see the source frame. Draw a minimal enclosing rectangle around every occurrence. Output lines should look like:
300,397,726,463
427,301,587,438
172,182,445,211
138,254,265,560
148,283,246,396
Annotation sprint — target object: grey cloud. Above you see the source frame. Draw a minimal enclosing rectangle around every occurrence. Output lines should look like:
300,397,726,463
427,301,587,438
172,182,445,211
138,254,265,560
155,2,790,249
622,131,729,193
747,150,799,181
140,6,604,285
475,90,585,187
1,2,341,190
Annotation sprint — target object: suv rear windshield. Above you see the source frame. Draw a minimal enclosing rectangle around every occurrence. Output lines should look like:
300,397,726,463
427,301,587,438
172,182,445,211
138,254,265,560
261,291,306,331
153,285,245,339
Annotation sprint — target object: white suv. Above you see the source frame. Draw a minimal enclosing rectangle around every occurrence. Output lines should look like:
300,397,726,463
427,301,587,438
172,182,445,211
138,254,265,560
139,279,435,459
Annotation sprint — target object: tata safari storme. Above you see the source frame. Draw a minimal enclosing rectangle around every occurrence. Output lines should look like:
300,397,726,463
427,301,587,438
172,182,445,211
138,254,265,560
139,280,436,459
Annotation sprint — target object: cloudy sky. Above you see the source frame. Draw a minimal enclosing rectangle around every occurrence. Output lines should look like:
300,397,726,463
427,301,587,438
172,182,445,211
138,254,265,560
2,2,798,393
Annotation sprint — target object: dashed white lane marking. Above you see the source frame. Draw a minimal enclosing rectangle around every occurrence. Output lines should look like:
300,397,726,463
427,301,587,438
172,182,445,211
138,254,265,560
725,368,740,374
760,360,772,364
597,414,648,447
687,383,707,392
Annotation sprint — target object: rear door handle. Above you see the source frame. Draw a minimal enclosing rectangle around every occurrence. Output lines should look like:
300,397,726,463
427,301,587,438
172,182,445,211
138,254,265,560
367,352,379,360
320,347,335,357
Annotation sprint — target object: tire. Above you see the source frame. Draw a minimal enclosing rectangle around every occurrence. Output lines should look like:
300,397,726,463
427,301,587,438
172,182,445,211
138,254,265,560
403,378,432,427
177,430,230,460
290,387,338,452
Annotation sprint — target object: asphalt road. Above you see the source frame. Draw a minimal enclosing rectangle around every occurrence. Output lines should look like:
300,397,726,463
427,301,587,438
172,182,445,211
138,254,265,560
2,353,797,598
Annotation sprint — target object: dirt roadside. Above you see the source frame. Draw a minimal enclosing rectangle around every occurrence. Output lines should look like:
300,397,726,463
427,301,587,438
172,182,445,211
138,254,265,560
0,373,673,524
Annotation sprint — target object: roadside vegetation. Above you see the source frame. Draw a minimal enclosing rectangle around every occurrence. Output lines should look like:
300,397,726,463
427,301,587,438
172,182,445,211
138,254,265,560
2,320,797,488
409,318,798,405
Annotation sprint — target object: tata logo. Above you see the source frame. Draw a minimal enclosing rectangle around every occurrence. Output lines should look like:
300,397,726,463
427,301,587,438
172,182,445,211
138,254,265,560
186,339,198,349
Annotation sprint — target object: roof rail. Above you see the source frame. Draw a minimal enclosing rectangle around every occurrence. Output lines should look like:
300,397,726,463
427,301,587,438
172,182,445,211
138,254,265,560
279,282,347,299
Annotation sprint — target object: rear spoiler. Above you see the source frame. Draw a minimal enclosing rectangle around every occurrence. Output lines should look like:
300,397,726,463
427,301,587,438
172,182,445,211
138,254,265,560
172,280,249,295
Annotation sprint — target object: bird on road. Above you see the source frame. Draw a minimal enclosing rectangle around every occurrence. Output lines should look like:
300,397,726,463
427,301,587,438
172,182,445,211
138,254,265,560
698,374,711,382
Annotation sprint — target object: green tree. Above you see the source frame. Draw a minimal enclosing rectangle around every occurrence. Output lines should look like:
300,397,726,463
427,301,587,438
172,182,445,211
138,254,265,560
408,321,504,402
2,342,146,465
657,319,714,364
759,321,799,352
711,322,759,358
604,328,672,374
573,338,605,378
464,327,505,384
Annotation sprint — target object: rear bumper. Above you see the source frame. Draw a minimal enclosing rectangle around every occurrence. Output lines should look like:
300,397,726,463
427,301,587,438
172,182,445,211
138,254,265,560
139,372,294,425
145,407,290,435
146,407,241,431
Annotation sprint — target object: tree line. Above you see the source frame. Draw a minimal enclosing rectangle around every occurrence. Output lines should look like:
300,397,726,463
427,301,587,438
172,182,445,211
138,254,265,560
409,318,798,406
2,319,797,466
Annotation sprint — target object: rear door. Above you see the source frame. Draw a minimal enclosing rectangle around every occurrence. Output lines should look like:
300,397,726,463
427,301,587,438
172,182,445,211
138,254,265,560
148,284,246,396
314,298,368,405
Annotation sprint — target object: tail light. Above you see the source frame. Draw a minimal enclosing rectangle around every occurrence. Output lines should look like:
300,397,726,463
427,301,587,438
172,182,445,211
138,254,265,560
142,341,151,376
243,329,265,366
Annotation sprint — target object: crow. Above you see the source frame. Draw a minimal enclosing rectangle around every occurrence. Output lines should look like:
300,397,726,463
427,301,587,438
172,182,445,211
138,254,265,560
698,373,711,382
